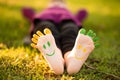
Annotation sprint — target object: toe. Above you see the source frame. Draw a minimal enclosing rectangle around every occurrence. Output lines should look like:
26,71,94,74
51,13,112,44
86,30,94,37
95,43,100,47
33,34,39,40
36,31,44,36
44,28,52,34
31,43,37,48
93,36,99,42
31,38,38,44
79,28,86,34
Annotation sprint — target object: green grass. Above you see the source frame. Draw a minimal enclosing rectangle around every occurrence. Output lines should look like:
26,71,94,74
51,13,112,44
0,0,120,80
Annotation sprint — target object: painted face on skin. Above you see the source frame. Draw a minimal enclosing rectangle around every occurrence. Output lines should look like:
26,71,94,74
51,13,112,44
74,44,87,60
43,41,55,56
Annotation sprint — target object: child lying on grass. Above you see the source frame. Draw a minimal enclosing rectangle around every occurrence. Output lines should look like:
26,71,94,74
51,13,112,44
22,0,98,75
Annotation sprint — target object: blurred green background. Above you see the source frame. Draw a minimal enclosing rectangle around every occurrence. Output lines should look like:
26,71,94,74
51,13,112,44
0,0,120,80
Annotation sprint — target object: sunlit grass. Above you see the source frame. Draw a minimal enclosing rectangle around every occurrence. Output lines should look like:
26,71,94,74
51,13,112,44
0,46,81,79
0,0,120,80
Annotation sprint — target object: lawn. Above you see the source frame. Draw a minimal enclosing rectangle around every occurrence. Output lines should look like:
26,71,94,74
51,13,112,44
0,0,120,80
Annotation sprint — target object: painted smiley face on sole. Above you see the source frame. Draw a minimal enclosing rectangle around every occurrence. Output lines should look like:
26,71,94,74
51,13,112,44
73,28,99,60
31,28,64,75
66,28,99,75
31,28,56,56
43,41,55,56
46,50,55,56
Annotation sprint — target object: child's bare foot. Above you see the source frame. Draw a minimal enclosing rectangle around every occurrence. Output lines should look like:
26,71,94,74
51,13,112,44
31,28,64,75
65,28,99,75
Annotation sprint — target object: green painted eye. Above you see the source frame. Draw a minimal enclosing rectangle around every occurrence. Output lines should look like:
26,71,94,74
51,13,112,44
43,44,46,49
47,41,51,47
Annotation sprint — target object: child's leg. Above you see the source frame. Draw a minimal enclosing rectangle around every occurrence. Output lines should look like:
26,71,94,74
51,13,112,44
65,29,98,75
60,20,80,54
31,21,64,75
59,20,79,71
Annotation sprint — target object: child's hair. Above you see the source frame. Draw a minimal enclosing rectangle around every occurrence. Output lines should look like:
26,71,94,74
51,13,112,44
50,0,65,3
48,0,66,8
